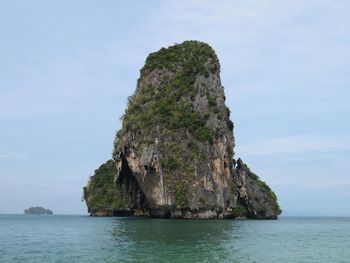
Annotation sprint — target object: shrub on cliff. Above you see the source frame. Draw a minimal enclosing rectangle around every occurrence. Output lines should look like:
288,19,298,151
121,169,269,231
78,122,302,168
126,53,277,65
83,160,124,212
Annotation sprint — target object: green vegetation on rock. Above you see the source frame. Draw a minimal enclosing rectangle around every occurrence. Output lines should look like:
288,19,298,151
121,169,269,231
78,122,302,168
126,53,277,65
174,181,188,208
114,41,219,150
232,203,248,218
141,40,219,75
83,160,125,213
246,166,282,215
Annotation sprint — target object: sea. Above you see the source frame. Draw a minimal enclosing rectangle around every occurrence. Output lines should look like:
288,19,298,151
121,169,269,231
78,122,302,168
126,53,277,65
0,215,349,262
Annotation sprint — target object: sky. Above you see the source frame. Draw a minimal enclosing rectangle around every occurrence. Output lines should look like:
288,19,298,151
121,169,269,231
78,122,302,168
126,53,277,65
0,0,349,215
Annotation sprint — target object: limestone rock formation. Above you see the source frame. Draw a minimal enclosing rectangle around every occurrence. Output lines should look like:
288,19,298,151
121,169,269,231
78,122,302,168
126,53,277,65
83,40,281,219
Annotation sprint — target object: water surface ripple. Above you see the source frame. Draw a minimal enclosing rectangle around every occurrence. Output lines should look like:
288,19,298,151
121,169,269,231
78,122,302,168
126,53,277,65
0,215,349,262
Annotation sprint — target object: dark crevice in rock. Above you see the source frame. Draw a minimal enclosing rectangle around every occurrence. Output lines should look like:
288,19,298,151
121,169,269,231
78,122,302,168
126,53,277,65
116,153,149,216
149,208,172,219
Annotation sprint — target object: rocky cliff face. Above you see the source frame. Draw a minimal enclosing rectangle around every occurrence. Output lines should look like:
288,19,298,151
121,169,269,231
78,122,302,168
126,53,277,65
83,41,281,219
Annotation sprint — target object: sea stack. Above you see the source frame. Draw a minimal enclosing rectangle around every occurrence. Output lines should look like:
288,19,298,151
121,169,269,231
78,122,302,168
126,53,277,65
83,41,281,219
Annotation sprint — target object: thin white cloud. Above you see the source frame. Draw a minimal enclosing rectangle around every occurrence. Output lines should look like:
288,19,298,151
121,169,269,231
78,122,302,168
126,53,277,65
237,134,350,156
270,174,350,188
146,0,350,93
0,152,29,160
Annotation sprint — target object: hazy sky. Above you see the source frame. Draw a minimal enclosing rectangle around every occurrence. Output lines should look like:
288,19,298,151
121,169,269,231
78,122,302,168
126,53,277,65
0,0,349,215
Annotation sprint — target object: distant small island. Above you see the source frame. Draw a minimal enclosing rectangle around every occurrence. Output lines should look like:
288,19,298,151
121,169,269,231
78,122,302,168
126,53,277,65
24,207,53,215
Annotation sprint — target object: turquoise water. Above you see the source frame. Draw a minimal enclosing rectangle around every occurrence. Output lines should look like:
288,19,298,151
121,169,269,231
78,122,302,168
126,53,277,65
0,215,349,262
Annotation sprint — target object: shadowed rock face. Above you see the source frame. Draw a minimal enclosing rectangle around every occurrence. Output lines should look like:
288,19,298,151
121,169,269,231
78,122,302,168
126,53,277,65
84,41,281,219
83,160,149,217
